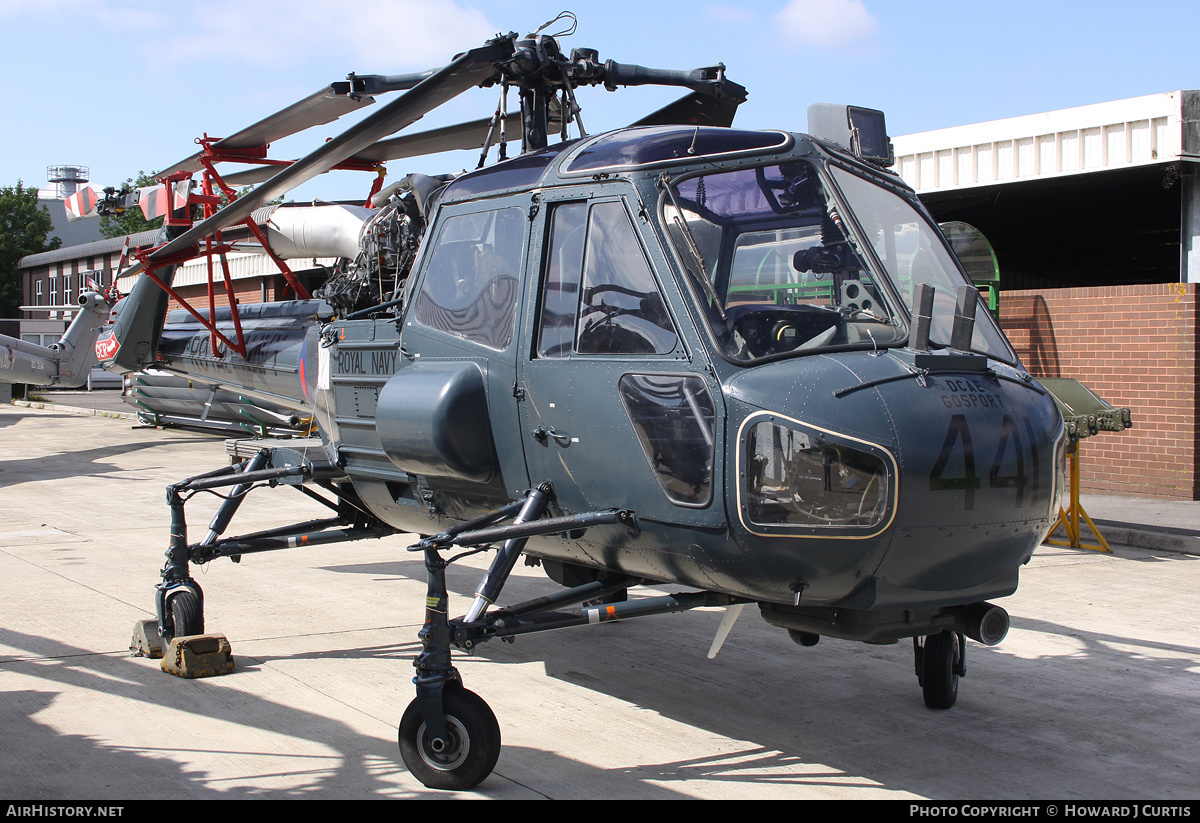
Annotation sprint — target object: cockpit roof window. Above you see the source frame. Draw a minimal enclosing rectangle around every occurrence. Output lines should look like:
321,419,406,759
560,127,791,176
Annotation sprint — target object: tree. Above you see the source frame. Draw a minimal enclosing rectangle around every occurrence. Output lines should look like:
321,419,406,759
0,181,61,317
98,170,164,239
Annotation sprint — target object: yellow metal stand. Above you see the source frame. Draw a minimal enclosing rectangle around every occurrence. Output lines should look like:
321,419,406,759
1045,441,1112,552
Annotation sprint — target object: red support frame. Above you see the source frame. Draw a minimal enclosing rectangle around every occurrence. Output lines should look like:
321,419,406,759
196,156,313,301
195,134,381,176
146,170,249,358
199,172,245,358
134,242,248,358
134,133,386,362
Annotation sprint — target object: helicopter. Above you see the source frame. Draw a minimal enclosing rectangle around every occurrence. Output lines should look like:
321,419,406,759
2,192,178,392
81,19,1066,791
1,291,109,389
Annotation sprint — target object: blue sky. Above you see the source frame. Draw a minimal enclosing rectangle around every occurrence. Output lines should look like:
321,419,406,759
2,0,1197,204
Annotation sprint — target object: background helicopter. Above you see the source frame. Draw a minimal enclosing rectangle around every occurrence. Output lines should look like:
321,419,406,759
1,290,108,390
71,17,1064,791
1,178,242,394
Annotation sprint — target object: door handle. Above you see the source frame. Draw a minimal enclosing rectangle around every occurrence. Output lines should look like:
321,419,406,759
531,426,571,446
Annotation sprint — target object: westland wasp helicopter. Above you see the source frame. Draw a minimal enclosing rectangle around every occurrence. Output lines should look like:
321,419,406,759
0,187,184,391
81,18,1065,790
0,292,108,389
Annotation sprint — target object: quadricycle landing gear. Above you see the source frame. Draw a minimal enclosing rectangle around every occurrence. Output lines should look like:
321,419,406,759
397,484,742,790
134,445,394,677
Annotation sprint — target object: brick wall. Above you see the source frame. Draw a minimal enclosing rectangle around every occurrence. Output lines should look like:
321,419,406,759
1000,284,1199,500
166,275,312,314
166,279,264,314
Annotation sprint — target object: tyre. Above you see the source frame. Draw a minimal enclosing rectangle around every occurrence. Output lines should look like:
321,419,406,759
920,630,961,710
169,590,204,638
398,686,501,791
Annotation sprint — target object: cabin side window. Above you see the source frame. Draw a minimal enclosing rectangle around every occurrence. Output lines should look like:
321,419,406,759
411,207,525,351
537,202,587,358
619,373,715,507
536,200,678,357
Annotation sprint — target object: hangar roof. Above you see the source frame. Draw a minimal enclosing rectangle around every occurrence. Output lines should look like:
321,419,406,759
893,90,1199,195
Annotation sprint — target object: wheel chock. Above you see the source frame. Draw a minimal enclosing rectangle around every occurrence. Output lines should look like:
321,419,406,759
160,634,235,678
130,619,163,659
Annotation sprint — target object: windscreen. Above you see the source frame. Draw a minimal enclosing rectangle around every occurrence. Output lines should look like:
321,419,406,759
663,161,907,362
830,167,1014,362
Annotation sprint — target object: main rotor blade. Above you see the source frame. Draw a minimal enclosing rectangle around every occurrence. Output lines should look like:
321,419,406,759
218,165,290,188
631,85,748,129
156,82,381,179
143,39,510,267
350,113,523,163
219,113,524,188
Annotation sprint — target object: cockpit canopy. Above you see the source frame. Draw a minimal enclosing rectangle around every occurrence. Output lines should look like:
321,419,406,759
662,156,1015,364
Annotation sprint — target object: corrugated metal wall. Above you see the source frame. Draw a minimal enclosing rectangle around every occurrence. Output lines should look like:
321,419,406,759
894,91,1189,194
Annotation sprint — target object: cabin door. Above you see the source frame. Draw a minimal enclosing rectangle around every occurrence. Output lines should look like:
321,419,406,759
516,195,724,528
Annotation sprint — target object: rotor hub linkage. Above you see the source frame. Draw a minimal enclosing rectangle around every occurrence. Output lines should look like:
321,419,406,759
478,31,741,152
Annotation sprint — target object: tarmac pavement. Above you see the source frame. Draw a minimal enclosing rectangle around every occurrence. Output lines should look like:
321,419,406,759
1,399,1198,800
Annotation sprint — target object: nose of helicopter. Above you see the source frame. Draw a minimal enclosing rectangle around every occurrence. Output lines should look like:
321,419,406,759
727,353,1065,609
853,364,1065,607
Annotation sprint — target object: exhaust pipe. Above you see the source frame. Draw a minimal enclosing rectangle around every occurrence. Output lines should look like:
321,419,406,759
957,601,1009,646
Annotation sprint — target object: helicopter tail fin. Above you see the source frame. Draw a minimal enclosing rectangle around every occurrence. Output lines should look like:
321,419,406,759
97,265,174,375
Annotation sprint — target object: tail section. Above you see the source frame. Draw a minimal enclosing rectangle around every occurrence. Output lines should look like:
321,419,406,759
96,264,177,375
0,292,110,388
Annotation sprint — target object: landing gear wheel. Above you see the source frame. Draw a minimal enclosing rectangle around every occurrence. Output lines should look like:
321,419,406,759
919,630,962,710
168,590,204,638
398,686,501,790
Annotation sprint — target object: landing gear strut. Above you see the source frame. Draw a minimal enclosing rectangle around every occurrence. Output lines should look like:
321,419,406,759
399,485,553,789
148,445,394,661
399,484,738,790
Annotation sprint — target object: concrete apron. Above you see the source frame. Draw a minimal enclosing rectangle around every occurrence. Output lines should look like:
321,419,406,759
0,404,1197,800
